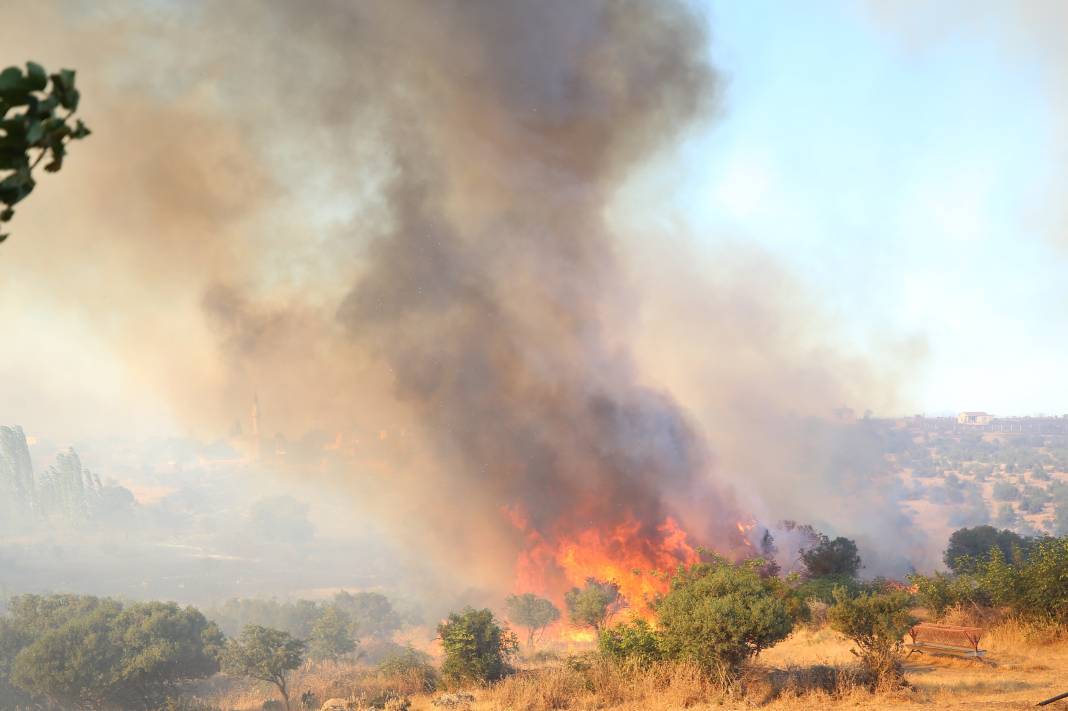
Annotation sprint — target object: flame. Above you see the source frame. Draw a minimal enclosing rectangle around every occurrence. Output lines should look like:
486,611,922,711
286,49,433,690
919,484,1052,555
507,506,701,625
562,628,596,643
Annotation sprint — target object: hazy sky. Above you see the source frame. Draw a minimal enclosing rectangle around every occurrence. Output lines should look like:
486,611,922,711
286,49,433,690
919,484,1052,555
684,0,1068,416
4,0,1068,447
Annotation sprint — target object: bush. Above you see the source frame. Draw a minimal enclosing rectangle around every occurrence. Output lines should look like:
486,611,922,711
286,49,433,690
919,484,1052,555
598,618,663,666
437,608,517,687
910,571,985,618
828,587,916,689
994,537,1068,624
376,646,439,692
792,573,862,605
656,559,793,687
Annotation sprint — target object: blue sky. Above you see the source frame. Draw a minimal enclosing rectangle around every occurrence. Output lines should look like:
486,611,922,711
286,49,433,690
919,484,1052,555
667,1,1068,415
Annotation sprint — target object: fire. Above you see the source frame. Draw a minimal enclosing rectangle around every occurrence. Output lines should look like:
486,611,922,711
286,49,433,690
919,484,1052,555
562,628,596,643
506,506,701,624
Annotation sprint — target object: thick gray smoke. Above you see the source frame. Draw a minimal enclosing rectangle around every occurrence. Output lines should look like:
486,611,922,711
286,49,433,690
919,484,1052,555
324,1,744,549
0,1,927,598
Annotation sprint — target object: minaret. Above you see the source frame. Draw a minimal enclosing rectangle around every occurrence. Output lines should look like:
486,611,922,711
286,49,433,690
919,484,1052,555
251,395,260,441
251,395,263,460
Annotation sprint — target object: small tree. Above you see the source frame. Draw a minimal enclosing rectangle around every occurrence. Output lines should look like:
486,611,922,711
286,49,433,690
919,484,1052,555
801,535,861,578
221,625,306,711
503,593,560,649
828,587,916,689
307,604,356,662
656,559,793,688
0,62,91,242
437,608,517,687
564,578,624,633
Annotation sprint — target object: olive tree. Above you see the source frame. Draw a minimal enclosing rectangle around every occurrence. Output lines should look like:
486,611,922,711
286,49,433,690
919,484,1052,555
564,578,624,633
5,596,222,709
332,590,403,640
656,559,793,688
307,604,356,661
503,593,560,649
221,625,306,711
801,534,862,578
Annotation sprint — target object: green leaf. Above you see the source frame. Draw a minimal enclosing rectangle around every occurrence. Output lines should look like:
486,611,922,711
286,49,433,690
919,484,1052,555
26,120,44,145
0,207,12,221
50,69,79,111
25,62,47,91
71,120,91,140
0,66,24,92
0,149,28,170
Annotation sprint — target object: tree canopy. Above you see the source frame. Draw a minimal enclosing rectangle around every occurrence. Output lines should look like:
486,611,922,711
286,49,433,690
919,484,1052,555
221,625,306,711
333,590,404,640
1,594,221,710
656,558,793,685
828,587,916,689
943,525,1031,574
564,578,624,633
307,604,357,662
801,534,862,578
0,62,90,242
504,593,560,648
437,607,517,687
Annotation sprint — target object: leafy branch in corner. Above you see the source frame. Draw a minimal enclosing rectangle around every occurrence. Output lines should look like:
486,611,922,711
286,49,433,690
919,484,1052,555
0,62,90,242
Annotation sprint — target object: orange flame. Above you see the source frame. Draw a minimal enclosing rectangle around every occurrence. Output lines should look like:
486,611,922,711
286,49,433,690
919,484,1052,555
506,506,701,625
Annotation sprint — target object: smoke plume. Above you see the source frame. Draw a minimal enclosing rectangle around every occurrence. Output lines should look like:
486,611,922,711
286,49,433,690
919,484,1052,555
0,1,923,597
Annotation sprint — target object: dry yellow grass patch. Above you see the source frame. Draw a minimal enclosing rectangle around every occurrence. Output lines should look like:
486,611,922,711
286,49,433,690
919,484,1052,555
198,620,1068,711
754,621,1068,711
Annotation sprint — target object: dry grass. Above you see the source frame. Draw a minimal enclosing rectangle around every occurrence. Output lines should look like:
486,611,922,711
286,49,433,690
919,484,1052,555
189,618,1068,711
483,658,717,711
193,658,433,710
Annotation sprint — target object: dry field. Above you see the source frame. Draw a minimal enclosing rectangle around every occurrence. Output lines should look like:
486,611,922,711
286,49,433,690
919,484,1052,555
200,619,1068,711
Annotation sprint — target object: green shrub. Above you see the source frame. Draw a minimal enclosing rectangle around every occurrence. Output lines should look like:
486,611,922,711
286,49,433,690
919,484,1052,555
792,573,862,605
909,571,985,618
656,558,793,687
437,608,517,687
828,587,915,689
977,537,1068,624
597,618,662,666
376,646,438,692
